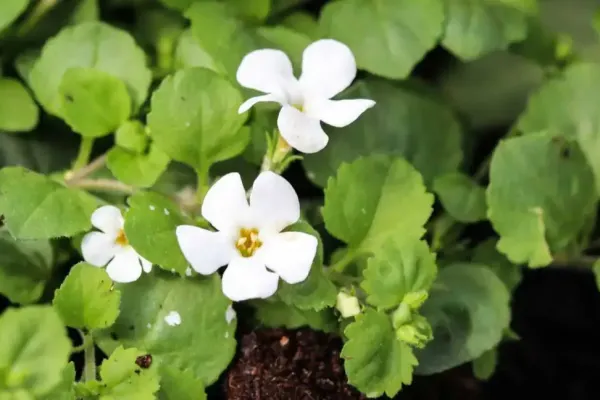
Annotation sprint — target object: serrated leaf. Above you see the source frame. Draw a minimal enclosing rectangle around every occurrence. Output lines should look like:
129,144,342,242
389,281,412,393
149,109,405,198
441,0,532,61
0,0,28,32
472,239,522,292
433,172,487,223
277,221,336,311
0,230,53,304
487,132,596,267
115,121,148,154
107,145,170,188
254,300,338,333
98,346,160,399
342,308,417,397
0,306,71,397
147,67,248,171
52,262,121,330
58,67,131,137
123,192,188,274
416,264,510,375
323,155,434,254
38,363,76,400
517,63,600,191
158,366,206,400
320,0,444,79
0,78,39,133
96,273,236,386
29,21,151,116
362,239,437,310
0,167,98,239
303,80,463,187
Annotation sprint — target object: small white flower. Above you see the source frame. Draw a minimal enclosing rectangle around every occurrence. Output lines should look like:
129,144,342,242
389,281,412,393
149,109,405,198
81,205,152,283
164,311,181,326
236,39,375,154
176,171,318,302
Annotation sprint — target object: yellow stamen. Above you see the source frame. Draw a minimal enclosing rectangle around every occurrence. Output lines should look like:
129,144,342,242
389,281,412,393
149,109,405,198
115,229,129,247
235,228,262,258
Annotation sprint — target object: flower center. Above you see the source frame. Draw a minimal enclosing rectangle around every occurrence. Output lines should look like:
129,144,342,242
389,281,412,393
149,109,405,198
292,103,304,112
235,228,262,258
115,229,129,247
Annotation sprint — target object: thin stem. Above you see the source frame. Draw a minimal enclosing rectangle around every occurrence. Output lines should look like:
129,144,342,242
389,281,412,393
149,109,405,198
195,165,210,203
65,154,107,183
16,0,57,37
72,330,92,353
261,133,292,173
83,339,97,382
72,137,95,171
70,179,135,195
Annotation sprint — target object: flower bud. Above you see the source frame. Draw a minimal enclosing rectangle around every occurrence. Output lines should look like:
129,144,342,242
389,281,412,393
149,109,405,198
336,292,361,318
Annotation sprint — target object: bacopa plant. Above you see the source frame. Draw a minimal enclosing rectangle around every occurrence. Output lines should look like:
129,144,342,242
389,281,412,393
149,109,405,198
0,0,598,398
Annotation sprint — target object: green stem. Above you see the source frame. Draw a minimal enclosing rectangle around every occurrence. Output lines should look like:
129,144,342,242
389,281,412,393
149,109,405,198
330,249,359,273
81,332,96,382
69,178,135,195
195,166,209,203
73,137,95,171
16,0,57,37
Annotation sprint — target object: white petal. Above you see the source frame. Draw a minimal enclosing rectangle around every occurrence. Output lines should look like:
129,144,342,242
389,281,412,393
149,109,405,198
105,249,143,283
202,173,249,232
263,232,317,284
221,256,279,301
81,231,117,267
236,49,297,97
305,98,375,128
90,205,124,235
299,39,356,99
238,94,281,114
250,171,300,233
277,105,328,154
176,225,233,275
140,256,153,273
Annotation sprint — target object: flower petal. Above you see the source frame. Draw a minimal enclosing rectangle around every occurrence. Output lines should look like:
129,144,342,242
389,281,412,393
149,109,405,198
202,172,249,232
176,225,233,275
263,232,317,284
299,39,356,99
81,231,117,267
305,98,376,128
236,49,297,97
140,256,153,273
238,94,281,114
250,171,300,233
105,248,143,283
222,256,279,301
277,105,328,154
91,205,124,235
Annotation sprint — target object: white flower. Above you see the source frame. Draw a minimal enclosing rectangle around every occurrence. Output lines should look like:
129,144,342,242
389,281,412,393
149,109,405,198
176,171,318,302
81,205,152,283
236,39,375,154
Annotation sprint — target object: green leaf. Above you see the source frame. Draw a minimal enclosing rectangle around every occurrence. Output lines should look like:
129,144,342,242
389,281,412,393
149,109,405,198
0,0,28,32
229,0,271,21
174,30,220,72
107,145,170,188
52,262,121,330
276,221,336,311
0,306,71,397
58,67,131,137
158,366,206,400
441,0,532,61
303,80,463,187
416,263,510,375
96,273,236,386
0,167,98,239
38,363,76,400
123,192,188,274
323,155,434,254
98,346,160,399
29,21,151,116
342,308,417,397
517,63,600,191
158,0,195,11
281,12,322,40
487,132,596,267
0,78,39,133
255,26,311,67
362,239,437,310
115,121,148,154
320,0,444,79
433,172,487,223
147,67,248,171
472,348,497,381
70,0,100,24
0,230,53,304
472,239,522,292
254,300,338,333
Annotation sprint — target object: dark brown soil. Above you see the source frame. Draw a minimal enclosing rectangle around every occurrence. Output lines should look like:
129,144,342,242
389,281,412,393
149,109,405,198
225,328,366,400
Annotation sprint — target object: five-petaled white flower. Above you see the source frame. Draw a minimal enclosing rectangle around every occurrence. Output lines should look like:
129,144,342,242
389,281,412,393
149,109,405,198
81,205,152,283
176,171,318,302
236,39,375,154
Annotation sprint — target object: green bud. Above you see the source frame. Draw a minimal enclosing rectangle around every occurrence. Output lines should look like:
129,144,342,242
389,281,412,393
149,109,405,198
336,292,361,318
391,302,411,329
402,290,428,310
395,314,432,348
